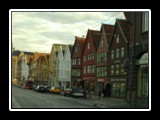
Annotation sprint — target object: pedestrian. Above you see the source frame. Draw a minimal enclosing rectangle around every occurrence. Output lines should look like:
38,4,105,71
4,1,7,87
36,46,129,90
98,90,102,99
83,90,87,99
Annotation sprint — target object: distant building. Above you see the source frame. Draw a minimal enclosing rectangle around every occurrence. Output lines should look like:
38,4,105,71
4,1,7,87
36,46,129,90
49,44,67,87
57,45,73,89
71,36,85,88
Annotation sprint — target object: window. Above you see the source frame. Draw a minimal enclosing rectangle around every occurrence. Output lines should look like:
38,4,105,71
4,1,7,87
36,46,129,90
142,12,149,32
116,34,119,43
88,53,94,61
101,40,104,47
72,69,80,76
87,66,91,73
97,52,107,62
84,66,86,74
75,46,78,52
121,47,124,58
97,66,107,77
116,49,119,58
111,50,114,60
78,58,81,65
72,59,76,65
111,65,114,75
97,53,100,62
116,64,119,75
88,43,90,49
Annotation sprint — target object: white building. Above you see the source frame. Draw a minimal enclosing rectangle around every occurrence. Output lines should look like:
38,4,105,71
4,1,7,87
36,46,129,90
57,45,73,89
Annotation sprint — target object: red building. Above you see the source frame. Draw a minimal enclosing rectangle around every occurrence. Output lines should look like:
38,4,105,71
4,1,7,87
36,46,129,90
82,29,100,93
95,24,114,96
71,36,85,88
108,19,130,98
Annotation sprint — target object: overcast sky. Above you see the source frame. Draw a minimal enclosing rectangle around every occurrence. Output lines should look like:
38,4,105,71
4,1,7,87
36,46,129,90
11,10,125,53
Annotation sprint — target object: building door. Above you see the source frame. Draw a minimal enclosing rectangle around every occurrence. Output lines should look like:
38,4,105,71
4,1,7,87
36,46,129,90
105,83,111,97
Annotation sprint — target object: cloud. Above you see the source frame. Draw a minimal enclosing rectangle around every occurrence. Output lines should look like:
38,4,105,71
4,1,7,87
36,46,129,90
11,11,125,53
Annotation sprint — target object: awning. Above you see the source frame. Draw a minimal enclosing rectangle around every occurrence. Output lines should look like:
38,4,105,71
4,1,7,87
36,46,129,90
135,52,148,65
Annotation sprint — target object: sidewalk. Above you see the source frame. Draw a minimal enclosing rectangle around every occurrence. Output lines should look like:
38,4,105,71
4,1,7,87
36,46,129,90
88,95,131,108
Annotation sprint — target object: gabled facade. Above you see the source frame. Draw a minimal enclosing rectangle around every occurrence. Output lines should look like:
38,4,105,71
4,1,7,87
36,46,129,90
108,19,130,98
71,36,85,88
31,52,42,85
38,54,50,85
82,29,100,93
124,12,149,107
95,24,114,97
16,51,34,86
49,44,67,87
58,45,73,89
12,50,21,80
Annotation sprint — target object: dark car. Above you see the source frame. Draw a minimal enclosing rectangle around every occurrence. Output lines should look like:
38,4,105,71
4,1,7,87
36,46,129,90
43,85,51,93
35,85,45,92
64,88,72,96
72,88,84,98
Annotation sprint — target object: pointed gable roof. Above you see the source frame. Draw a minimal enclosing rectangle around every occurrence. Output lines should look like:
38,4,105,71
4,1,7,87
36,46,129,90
95,24,114,50
76,36,85,52
72,36,85,57
109,19,130,49
89,29,100,48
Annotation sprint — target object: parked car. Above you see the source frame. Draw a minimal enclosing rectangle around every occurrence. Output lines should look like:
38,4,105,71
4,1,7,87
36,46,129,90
35,85,45,92
43,85,51,93
64,88,72,96
72,88,84,98
50,87,61,94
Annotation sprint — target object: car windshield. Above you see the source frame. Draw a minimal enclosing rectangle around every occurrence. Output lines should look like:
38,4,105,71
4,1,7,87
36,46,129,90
55,87,60,89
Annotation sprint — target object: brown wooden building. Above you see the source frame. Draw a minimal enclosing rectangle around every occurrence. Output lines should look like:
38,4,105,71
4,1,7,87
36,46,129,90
124,12,149,107
82,29,100,93
108,19,130,98
71,36,85,88
95,24,114,96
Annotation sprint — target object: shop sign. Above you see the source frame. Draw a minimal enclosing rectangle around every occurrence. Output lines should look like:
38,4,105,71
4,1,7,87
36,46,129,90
97,79,104,82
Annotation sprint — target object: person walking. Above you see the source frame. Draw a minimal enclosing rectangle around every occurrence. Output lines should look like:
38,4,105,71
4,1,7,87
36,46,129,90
98,90,102,99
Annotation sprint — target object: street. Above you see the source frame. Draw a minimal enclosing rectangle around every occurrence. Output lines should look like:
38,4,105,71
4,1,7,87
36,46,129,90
12,85,97,109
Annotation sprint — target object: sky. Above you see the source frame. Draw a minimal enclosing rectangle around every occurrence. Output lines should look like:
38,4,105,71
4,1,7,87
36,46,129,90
11,10,125,53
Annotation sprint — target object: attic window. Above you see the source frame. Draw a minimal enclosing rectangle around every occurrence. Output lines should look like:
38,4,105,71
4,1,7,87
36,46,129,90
88,43,90,49
75,46,78,52
116,34,119,44
101,40,104,47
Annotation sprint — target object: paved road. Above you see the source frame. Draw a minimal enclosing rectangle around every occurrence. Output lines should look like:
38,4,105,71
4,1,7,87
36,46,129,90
12,85,97,109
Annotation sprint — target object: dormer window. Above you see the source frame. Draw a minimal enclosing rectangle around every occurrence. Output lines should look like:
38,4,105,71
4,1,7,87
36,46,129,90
88,43,90,49
116,34,119,44
75,46,78,52
101,40,104,47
